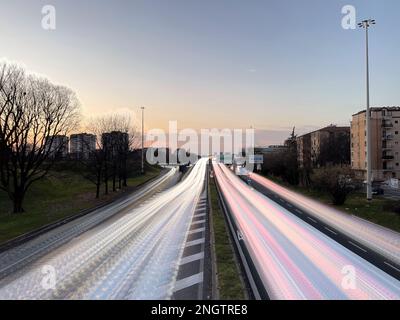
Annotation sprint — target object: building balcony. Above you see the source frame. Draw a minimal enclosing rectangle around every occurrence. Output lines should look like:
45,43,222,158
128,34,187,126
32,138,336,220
382,121,394,128
383,135,394,140
383,167,395,171
382,143,393,150
382,155,395,160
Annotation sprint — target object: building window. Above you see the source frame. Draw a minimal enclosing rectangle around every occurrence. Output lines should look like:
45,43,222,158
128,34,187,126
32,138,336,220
396,120,399,124
396,131,399,135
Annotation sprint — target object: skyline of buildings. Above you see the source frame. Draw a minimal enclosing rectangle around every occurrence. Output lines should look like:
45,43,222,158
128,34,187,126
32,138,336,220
70,133,97,160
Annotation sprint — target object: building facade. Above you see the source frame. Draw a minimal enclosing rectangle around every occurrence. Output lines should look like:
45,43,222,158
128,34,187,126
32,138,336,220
351,106,400,181
45,135,69,159
70,133,96,159
296,134,311,169
297,125,350,168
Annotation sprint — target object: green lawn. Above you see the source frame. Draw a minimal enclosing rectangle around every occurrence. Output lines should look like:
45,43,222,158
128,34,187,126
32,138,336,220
0,166,161,245
209,178,246,300
264,175,400,233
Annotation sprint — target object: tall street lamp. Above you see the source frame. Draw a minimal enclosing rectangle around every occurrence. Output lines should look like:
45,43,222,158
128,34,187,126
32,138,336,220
358,19,375,201
141,107,145,174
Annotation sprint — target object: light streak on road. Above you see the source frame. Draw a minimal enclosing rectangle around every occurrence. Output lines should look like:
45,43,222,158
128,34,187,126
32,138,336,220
249,172,400,266
0,167,178,278
214,163,400,300
0,159,207,300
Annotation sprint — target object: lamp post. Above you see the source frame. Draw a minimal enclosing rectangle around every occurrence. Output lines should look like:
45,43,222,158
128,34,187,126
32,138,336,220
358,19,375,201
141,107,145,174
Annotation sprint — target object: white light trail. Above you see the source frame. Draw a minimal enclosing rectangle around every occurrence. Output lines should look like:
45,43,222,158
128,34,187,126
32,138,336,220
214,163,400,300
0,159,207,300
249,172,400,266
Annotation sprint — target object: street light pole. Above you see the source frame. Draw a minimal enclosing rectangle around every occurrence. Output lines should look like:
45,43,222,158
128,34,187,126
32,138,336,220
358,19,375,201
141,107,145,174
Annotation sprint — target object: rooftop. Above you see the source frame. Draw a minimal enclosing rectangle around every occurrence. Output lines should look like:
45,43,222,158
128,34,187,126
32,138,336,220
352,106,400,116
297,125,350,138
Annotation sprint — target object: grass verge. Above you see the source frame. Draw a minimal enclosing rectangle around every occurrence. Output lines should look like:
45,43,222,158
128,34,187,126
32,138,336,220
0,166,161,245
209,177,246,300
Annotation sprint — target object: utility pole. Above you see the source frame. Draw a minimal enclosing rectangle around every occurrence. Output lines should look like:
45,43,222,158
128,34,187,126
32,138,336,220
141,107,145,174
358,19,375,201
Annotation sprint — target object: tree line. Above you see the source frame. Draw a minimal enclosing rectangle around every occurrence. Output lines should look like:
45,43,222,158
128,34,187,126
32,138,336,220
79,114,139,199
0,62,140,214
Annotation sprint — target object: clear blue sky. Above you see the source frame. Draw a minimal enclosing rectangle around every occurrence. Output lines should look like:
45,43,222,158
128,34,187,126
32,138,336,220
0,0,399,144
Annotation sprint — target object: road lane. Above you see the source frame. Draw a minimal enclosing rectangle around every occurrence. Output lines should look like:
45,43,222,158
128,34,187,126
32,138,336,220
214,163,400,300
247,172,400,277
0,168,179,279
0,159,207,299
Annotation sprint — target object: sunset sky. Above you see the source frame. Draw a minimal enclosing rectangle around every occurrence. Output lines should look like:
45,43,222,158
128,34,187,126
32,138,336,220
1,0,399,145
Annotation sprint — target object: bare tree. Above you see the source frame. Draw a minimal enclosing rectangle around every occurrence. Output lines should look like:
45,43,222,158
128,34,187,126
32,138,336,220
0,63,80,213
82,113,138,197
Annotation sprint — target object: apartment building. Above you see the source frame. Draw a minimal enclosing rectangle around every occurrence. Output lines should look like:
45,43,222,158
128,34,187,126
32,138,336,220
351,106,400,181
297,125,350,168
70,133,96,160
296,134,311,169
45,135,69,159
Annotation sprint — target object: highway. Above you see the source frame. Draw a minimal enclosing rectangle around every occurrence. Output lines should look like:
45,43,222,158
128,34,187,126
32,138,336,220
247,172,400,279
214,162,400,300
0,159,207,299
0,168,180,279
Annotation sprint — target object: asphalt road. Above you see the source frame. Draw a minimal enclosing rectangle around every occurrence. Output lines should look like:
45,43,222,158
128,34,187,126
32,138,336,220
0,168,181,280
214,163,400,300
246,173,400,281
0,161,208,299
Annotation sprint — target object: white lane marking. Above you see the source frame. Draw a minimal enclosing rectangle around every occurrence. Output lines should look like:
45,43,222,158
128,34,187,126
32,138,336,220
185,238,205,247
193,213,206,219
307,216,317,223
324,226,338,235
295,209,303,215
286,203,293,208
348,241,367,253
173,272,204,292
384,261,400,273
188,227,205,235
383,261,400,272
191,219,206,226
180,252,204,265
